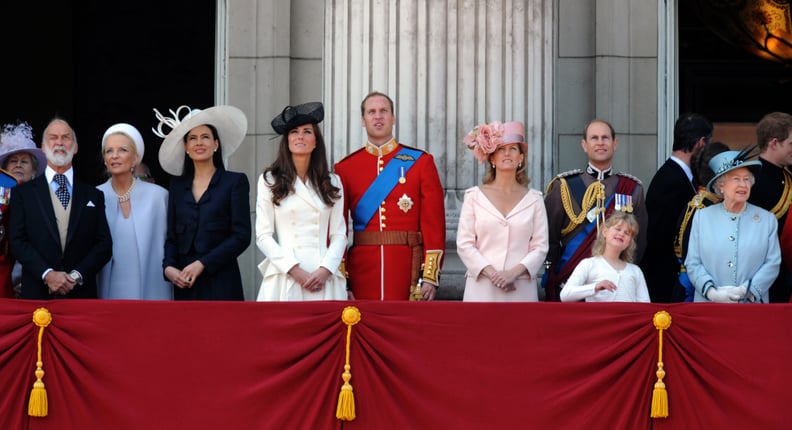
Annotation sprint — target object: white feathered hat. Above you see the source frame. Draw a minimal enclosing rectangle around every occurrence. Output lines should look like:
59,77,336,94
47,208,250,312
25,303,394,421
153,105,247,176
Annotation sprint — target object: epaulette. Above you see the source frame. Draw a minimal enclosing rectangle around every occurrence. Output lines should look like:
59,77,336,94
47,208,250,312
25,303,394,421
545,169,582,194
616,171,642,185
556,169,582,179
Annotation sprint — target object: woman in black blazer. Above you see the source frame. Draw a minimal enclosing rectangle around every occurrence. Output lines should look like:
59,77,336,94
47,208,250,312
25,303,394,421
154,105,251,300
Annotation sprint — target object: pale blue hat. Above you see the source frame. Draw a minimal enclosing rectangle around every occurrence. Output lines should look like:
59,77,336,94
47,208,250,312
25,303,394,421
706,147,761,193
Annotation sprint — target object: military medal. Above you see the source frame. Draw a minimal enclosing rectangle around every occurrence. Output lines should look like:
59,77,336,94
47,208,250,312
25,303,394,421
399,166,406,184
614,193,634,213
398,193,414,213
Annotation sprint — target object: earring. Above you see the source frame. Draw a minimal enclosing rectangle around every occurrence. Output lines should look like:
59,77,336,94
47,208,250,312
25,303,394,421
491,163,495,169
518,162,522,168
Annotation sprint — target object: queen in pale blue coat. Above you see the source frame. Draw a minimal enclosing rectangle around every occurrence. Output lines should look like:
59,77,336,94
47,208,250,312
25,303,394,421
97,123,172,300
685,148,780,303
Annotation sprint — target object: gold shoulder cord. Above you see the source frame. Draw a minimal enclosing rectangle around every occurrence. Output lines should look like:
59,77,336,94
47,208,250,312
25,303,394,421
769,169,792,219
674,190,718,259
558,178,605,236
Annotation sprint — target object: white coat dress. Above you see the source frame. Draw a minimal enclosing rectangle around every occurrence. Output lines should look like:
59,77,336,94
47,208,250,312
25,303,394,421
256,172,347,301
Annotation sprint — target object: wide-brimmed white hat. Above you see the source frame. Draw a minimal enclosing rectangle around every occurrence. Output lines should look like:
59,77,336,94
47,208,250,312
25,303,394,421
102,123,145,161
0,122,47,177
153,105,247,176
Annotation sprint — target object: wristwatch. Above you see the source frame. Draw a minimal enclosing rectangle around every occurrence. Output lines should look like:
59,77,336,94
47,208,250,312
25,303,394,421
69,270,82,284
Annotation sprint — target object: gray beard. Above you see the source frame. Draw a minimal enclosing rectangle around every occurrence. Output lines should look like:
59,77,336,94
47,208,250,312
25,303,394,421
44,148,74,167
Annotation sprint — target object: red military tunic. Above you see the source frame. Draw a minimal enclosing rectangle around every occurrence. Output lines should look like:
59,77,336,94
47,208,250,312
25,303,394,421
334,140,445,300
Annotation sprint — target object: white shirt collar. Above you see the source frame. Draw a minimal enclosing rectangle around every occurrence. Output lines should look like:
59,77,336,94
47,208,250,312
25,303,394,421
669,155,694,184
45,166,74,185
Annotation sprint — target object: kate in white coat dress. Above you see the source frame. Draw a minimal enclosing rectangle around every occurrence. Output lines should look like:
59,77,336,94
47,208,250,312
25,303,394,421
256,102,347,301
256,172,347,301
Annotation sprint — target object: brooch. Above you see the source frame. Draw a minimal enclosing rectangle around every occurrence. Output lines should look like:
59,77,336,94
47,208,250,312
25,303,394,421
398,194,414,213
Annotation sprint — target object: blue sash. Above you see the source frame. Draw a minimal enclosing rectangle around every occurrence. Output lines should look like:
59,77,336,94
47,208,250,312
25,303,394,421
353,147,422,231
561,193,616,266
677,260,694,302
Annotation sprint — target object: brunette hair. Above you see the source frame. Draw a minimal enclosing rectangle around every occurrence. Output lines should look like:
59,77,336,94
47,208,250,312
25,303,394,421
181,124,225,178
263,123,340,206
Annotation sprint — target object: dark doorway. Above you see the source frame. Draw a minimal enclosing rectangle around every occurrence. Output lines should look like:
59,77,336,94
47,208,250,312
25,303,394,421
0,1,216,186
679,1,792,127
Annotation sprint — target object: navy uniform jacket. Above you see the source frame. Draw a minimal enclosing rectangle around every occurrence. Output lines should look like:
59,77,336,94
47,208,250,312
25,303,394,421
9,174,112,299
164,169,251,300
543,167,647,301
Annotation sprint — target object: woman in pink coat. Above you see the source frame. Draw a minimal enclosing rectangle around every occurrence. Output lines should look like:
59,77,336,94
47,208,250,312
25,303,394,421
456,121,549,301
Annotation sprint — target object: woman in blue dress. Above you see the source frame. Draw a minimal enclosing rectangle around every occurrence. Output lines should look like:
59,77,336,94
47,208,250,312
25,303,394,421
685,148,781,303
97,123,171,300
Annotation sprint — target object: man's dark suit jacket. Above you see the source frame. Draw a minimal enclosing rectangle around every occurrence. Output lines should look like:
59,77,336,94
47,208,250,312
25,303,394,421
641,158,695,303
9,174,112,299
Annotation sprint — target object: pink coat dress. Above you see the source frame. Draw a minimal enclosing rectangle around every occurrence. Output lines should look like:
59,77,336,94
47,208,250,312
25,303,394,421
456,186,549,302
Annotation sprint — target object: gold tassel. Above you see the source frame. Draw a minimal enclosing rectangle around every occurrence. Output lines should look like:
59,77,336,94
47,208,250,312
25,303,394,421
336,306,361,421
651,310,672,418
29,308,53,417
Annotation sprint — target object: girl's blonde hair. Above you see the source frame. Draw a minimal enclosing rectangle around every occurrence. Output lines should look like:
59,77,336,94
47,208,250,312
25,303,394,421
591,212,639,262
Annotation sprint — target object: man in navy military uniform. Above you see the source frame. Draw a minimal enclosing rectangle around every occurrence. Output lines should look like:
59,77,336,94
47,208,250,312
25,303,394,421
542,119,648,301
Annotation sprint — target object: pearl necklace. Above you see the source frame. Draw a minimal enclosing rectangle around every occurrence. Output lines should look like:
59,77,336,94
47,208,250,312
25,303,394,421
116,177,137,203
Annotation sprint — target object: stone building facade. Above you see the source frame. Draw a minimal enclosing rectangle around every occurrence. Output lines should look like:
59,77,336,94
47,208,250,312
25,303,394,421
223,0,676,299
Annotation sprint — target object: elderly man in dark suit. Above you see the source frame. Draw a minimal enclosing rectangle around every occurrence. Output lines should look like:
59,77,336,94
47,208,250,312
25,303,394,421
641,113,712,303
9,118,112,299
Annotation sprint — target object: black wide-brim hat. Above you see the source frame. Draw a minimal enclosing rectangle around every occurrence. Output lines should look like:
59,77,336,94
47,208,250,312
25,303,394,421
271,102,324,135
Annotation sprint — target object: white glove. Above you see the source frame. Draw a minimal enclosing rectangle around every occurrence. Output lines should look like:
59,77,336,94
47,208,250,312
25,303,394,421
706,286,746,303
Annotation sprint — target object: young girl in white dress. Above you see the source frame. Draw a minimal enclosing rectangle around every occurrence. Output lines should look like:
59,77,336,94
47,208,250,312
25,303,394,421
560,212,650,302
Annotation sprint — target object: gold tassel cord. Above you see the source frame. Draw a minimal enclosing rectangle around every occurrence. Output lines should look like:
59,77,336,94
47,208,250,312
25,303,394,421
559,179,606,236
336,306,361,421
651,310,672,419
29,307,52,417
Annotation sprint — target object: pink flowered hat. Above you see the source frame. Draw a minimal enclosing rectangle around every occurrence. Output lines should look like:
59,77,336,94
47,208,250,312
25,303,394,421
464,120,526,163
